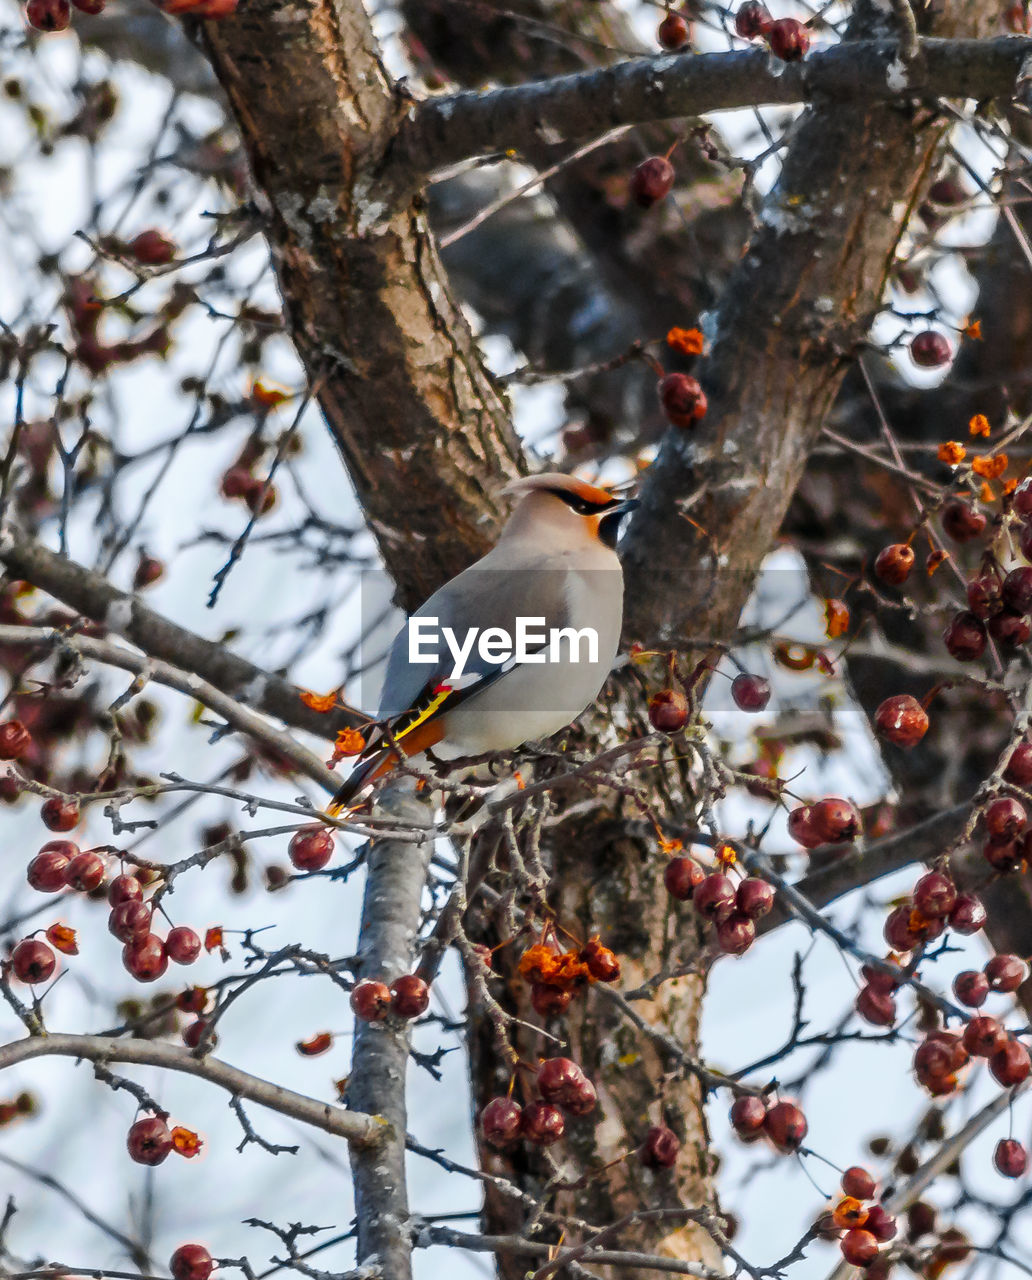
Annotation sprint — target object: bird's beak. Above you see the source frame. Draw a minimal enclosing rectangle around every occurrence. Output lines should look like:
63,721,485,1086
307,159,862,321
606,497,640,518
597,498,639,549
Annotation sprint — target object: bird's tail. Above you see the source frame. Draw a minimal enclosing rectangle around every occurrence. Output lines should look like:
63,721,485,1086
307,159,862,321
325,747,399,817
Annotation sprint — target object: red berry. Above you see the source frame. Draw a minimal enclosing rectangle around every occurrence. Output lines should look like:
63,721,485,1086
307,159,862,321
1004,567,1032,613
11,938,56,984
1014,478,1032,516
883,904,921,952
64,850,105,892
639,1123,680,1168
630,157,675,209
983,836,1023,873
1019,521,1032,565
133,554,165,590
949,892,987,934
731,673,770,712
910,330,952,368
123,934,168,982
1005,741,1032,786
27,846,74,892
521,1101,565,1146
967,575,1004,619
952,970,989,1008
657,12,690,48
907,1202,937,1239
109,901,152,943
729,1095,767,1137
764,1100,807,1153
874,544,915,586
350,978,391,1022
664,856,704,900
42,797,80,832
693,873,736,923
735,0,772,38
127,1115,172,1165
963,1015,1005,1057
182,1018,216,1049
985,953,1028,992
941,502,986,543
563,1076,598,1116
390,974,429,1018
220,467,252,499
986,797,1027,839
537,1057,588,1107
129,230,176,267
288,825,334,872
944,611,987,661
989,609,1032,647
989,1038,1031,1086
581,937,620,982
480,1097,522,1149
658,373,707,428
861,962,899,995
842,1166,877,1199
840,1227,879,1267
108,873,143,906
865,1206,897,1243
0,720,31,760
648,688,689,732
994,1137,1028,1178
913,871,957,919
809,797,861,844
170,1244,214,1280
736,877,774,919
167,927,202,965
25,0,70,30
767,16,810,59
715,912,755,955
530,983,573,1017
787,804,823,849
874,694,929,748
856,985,895,1026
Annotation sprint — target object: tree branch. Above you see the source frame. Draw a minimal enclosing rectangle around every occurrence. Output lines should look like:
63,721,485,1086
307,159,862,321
0,1033,385,1148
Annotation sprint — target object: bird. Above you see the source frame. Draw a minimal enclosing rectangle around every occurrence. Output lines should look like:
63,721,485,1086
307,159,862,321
326,473,638,814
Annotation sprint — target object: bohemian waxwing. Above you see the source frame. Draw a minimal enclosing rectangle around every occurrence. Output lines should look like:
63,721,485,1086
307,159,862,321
327,473,638,813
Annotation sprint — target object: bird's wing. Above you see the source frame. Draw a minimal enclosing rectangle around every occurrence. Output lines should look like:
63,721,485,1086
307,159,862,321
372,554,571,750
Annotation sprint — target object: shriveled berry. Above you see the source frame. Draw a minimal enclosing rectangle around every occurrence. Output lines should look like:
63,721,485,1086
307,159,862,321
856,985,895,1026
390,974,430,1017
861,963,899,995
944,611,987,661
664,855,704,900
530,983,573,1017
167,927,202,965
42,797,80,832
809,796,860,844
729,1094,767,1137
1005,741,1032,786
170,1244,214,1280
989,1038,1031,1086
127,1115,172,1165
952,970,989,1008
25,0,71,30
109,901,152,943
910,330,951,368
537,1057,588,1108
994,1137,1028,1178
630,156,675,209
1004,567,1032,613
716,912,755,955
288,825,334,872
108,873,143,906
985,953,1028,992
736,877,774,919
734,0,772,37
123,933,168,983
949,892,987,934
0,720,31,760
581,937,620,982
767,16,810,60
968,575,1004,618
884,904,921,952
865,1207,897,1243
983,837,1024,873
874,544,914,586
521,1101,565,1146
913,871,957,919
874,695,928,748
649,688,689,732
693,873,736,923
764,1100,807,1153
842,1166,877,1199
350,978,391,1022
639,1123,680,1167
658,374,707,428
12,938,56,984
480,1097,522,1149
657,11,690,48
990,609,1032,647
1014,478,1032,517
941,502,986,543
64,851,105,892
963,1015,1005,1057
731,674,770,712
